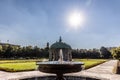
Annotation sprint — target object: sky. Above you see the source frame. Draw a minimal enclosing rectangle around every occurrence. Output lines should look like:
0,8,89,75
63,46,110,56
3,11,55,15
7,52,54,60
0,0,120,49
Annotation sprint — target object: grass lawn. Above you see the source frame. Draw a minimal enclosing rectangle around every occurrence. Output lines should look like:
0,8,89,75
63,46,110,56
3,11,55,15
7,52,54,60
0,62,36,72
73,59,107,69
0,59,107,72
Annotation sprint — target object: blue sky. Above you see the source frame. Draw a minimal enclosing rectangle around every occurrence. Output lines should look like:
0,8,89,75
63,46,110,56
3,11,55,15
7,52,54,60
0,0,120,49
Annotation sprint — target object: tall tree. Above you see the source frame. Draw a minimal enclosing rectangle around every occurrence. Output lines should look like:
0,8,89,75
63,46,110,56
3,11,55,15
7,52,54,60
100,46,111,59
0,45,3,58
111,47,120,59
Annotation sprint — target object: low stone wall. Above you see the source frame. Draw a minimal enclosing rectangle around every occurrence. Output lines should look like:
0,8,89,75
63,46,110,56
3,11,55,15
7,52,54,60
113,60,119,73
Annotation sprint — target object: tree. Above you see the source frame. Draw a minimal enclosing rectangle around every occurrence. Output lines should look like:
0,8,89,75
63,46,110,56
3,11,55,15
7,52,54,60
12,46,20,58
111,47,120,59
4,45,14,58
0,45,3,58
16,47,23,58
32,46,41,58
100,46,111,59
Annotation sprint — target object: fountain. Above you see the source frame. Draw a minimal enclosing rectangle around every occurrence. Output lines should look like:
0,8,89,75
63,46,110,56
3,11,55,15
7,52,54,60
58,49,64,63
36,37,84,80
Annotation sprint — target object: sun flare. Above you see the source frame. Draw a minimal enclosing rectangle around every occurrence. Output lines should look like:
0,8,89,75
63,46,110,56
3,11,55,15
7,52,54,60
68,11,85,29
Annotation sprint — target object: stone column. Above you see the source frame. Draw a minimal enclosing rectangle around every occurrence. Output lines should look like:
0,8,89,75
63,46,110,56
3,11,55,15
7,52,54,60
49,51,52,61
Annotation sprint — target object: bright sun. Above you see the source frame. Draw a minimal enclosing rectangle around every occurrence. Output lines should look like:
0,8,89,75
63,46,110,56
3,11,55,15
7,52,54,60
68,11,85,29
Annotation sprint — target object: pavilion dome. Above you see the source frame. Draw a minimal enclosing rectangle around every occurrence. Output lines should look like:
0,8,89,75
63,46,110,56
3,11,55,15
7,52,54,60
50,37,72,49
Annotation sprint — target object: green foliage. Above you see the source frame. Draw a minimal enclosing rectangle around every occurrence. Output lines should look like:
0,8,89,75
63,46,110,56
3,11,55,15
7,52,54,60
0,44,49,59
100,46,112,59
111,47,120,59
0,43,112,59
72,49,101,59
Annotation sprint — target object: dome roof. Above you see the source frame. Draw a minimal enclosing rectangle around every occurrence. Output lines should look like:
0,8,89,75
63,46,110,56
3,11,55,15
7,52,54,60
51,42,71,49
50,37,72,49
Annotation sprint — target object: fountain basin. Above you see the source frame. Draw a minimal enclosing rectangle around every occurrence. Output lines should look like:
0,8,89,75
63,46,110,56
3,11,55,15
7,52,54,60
22,76,100,80
36,61,84,74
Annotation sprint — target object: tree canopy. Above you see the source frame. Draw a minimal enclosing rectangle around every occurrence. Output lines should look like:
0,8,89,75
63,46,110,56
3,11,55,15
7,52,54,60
0,43,113,59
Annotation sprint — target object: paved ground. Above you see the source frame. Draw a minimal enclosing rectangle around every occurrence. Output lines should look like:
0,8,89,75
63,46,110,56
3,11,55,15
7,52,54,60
0,60,119,80
66,60,120,80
